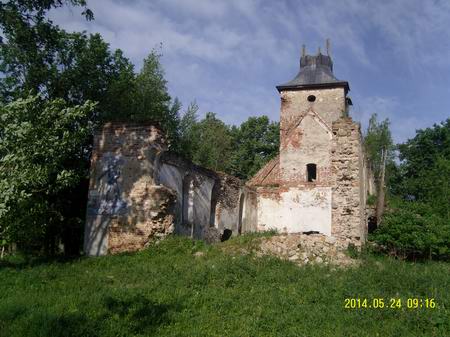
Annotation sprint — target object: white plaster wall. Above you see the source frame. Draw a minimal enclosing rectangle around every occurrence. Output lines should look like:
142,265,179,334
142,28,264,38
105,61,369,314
193,176,215,238
159,163,184,223
257,187,331,235
159,163,217,238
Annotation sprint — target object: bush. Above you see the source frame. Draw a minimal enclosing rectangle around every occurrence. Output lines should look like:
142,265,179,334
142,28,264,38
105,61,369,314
0,96,95,255
370,200,450,260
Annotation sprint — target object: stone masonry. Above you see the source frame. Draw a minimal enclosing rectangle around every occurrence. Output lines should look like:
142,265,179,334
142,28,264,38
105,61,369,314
248,47,371,250
84,44,372,260
85,123,257,256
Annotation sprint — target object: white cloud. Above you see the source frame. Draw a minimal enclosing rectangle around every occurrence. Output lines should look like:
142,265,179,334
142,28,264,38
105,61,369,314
47,0,450,142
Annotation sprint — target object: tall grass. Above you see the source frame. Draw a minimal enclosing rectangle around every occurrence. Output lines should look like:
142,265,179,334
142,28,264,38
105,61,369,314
0,235,449,337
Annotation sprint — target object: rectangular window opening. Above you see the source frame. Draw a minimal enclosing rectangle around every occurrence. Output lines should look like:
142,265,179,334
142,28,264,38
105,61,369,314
307,163,317,182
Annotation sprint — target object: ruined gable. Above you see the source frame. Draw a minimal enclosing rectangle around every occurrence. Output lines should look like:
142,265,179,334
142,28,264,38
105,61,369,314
84,43,372,257
280,111,333,185
250,46,372,248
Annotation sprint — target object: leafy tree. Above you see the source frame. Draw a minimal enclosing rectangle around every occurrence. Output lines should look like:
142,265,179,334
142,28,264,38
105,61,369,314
0,96,95,255
364,113,394,223
177,113,279,179
177,101,199,158
0,0,138,122
0,1,185,255
131,50,182,147
188,112,233,172
229,116,279,179
0,0,93,100
372,119,450,261
395,119,450,218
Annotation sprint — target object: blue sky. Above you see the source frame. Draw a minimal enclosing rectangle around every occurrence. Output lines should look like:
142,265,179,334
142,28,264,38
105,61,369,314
51,0,450,143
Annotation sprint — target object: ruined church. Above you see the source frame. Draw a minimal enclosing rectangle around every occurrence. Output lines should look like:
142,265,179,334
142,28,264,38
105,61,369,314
84,45,374,256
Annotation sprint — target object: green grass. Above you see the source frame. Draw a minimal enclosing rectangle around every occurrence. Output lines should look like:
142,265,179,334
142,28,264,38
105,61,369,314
0,235,449,337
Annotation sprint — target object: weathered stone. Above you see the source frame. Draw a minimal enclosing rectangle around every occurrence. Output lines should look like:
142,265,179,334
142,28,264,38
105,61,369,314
258,233,356,266
85,46,373,258
202,227,222,244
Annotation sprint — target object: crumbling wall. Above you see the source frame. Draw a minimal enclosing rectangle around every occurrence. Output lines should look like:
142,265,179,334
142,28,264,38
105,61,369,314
85,123,176,256
108,183,176,254
158,154,243,238
258,234,356,266
85,124,255,255
331,117,366,247
214,173,241,234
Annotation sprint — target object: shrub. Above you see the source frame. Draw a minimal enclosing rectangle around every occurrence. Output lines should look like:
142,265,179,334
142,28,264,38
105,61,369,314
370,200,450,260
0,96,95,255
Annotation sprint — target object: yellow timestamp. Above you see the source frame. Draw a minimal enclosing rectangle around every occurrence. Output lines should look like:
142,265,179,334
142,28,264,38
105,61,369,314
344,298,437,309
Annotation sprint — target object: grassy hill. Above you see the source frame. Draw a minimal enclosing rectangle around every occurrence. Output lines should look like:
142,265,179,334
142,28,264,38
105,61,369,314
0,234,449,337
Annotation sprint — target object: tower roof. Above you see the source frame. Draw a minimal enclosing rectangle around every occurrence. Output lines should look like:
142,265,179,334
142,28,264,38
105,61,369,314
276,48,349,93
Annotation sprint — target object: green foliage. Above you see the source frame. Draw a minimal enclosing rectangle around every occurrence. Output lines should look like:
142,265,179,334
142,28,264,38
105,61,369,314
0,1,184,255
173,107,238,172
0,0,93,100
229,116,279,179
1,236,449,336
394,119,450,218
366,194,376,206
177,113,280,179
371,199,450,260
131,51,181,146
177,101,199,157
0,96,95,253
188,112,233,172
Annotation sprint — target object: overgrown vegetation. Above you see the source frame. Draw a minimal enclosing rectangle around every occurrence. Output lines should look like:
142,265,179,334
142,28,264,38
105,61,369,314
371,198,450,260
366,118,450,261
0,236,448,337
0,0,279,255
0,0,448,262
0,96,95,255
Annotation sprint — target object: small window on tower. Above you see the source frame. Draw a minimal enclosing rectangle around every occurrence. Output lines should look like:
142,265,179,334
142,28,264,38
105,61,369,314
306,163,317,182
307,95,316,102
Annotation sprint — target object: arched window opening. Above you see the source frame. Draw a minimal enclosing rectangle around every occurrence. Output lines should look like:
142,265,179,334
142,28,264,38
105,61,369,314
209,181,220,227
237,194,245,235
306,163,317,182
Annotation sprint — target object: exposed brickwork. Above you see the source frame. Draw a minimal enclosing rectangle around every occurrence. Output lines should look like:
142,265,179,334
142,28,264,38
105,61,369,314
85,123,177,255
331,117,366,247
215,172,242,209
85,123,258,255
85,51,372,260
108,184,176,253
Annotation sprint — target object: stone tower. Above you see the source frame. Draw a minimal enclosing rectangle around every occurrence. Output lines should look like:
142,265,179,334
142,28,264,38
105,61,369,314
277,49,351,185
249,44,369,247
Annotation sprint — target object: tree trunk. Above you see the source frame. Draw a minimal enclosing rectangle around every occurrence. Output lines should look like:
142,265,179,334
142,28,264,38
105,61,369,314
376,148,387,226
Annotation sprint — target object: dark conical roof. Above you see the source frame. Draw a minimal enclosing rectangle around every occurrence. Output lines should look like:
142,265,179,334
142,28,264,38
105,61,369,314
276,51,349,92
